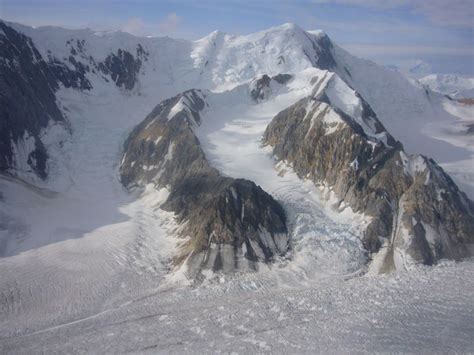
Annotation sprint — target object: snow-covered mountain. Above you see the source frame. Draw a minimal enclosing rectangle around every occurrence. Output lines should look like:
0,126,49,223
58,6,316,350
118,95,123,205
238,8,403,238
407,59,433,78
1,20,474,352
419,73,474,99
1,17,473,273
3,21,472,192
389,60,474,100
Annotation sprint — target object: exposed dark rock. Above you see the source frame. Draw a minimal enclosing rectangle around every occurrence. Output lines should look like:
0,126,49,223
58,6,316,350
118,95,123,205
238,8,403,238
47,56,92,90
0,21,67,178
136,44,149,61
344,66,352,79
120,90,289,278
250,74,293,102
120,90,208,188
465,123,474,135
98,48,143,90
272,73,293,85
250,75,272,102
263,76,474,271
457,98,474,105
304,32,337,70
62,36,148,90
163,176,288,278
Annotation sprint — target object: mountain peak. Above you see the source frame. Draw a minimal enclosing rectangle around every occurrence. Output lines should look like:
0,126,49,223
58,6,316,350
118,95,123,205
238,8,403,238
195,29,226,44
307,29,328,39
277,22,301,31
263,22,306,35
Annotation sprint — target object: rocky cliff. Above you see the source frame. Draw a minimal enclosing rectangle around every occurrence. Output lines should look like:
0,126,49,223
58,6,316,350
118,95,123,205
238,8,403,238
250,74,293,102
263,73,474,271
0,22,67,179
120,90,289,279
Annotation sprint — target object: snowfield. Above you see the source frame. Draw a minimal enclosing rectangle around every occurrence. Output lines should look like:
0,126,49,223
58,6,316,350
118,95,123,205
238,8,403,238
1,22,474,353
2,258,473,353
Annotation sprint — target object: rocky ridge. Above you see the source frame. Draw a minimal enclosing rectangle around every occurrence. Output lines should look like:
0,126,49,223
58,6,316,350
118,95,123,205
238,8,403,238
249,74,293,102
263,72,474,271
120,90,289,279
0,22,67,179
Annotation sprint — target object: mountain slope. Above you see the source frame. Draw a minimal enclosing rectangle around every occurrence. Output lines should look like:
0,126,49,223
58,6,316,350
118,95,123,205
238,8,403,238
262,72,474,271
0,19,472,270
1,20,474,353
3,20,472,199
0,22,69,180
118,66,473,275
120,89,289,279
0,18,471,269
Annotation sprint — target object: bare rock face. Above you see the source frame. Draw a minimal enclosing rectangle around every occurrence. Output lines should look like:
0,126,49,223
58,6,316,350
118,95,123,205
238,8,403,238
98,48,146,90
0,22,66,179
263,73,474,271
303,31,337,70
120,90,289,279
250,74,293,102
163,176,288,278
466,123,474,135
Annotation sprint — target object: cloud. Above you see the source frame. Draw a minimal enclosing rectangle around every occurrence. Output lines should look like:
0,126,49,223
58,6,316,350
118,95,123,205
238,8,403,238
122,17,149,36
158,13,182,33
312,0,406,8
411,0,474,27
121,13,182,37
312,0,474,27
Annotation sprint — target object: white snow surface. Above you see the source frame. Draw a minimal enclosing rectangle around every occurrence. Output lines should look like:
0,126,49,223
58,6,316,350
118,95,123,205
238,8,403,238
1,21,474,353
324,74,390,146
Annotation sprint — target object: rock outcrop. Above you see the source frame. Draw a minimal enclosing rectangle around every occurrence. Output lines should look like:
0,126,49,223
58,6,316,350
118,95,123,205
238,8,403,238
263,73,474,271
120,90,289,279
250,74,293,102
53,37,148,91
0,22,66,179
303,31,337,70
98,48,146,90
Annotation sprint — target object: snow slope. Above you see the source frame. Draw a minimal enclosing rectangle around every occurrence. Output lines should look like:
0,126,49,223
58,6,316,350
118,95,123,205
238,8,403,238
0,80,184,336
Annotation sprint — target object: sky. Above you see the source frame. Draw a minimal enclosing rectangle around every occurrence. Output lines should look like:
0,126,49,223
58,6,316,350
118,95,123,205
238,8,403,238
1,0,473,75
